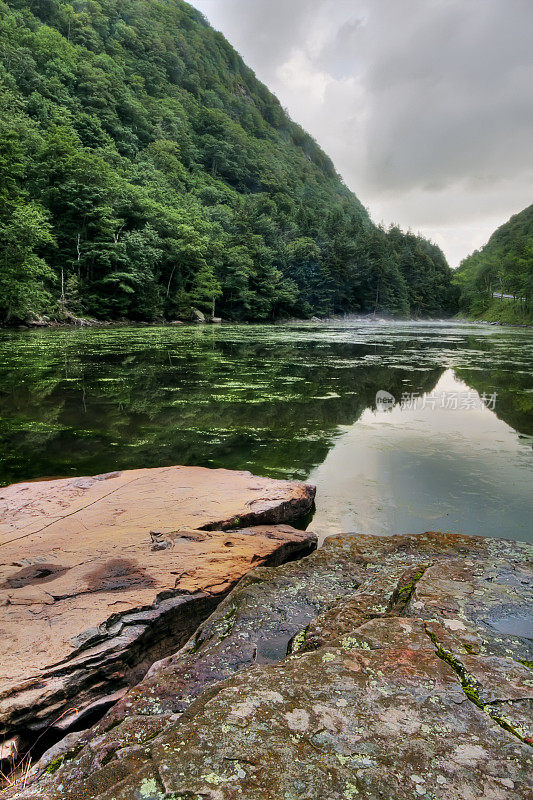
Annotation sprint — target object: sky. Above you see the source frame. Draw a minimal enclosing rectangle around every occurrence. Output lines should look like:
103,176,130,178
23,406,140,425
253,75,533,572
190,0,533,267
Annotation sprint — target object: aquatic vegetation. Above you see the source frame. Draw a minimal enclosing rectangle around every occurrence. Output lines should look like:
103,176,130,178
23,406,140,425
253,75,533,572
0,321,531,542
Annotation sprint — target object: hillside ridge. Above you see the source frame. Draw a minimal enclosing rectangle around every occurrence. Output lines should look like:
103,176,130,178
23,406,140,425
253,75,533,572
455,203,533,324
0,0,456,323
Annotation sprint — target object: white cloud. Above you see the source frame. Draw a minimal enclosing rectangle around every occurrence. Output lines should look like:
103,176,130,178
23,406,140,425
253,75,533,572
277,51,329,104
191,0,533,266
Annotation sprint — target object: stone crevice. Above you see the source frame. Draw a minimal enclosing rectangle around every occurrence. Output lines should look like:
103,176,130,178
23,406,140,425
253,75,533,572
387,562,433,615
424,624,533,747
3,531,531,800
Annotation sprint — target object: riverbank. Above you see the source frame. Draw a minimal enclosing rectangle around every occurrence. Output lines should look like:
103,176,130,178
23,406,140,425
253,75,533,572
2,487,531,798
2,310,464,332
461,299,533,327
2,314,217,331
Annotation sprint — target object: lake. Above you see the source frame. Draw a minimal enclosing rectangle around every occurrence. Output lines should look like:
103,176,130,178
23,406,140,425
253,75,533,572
0,319,531,543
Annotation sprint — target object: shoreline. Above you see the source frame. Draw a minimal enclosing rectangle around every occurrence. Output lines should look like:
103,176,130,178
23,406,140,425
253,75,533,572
4,313,532,333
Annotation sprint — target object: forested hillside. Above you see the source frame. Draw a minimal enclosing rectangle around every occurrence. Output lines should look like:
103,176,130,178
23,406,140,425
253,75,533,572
0,0,457,323
455,204,533,324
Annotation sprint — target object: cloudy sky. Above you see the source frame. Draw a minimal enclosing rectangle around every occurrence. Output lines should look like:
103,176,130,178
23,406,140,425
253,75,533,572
191,0,532,267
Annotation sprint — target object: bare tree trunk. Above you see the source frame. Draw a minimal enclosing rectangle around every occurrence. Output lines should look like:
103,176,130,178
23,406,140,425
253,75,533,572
166,265,177,297
76,232,81,278
113,224,125,244
374,281,380,314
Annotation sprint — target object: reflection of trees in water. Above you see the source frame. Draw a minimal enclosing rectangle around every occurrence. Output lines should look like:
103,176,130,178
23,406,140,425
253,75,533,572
0,328,444,485
455,368,533,439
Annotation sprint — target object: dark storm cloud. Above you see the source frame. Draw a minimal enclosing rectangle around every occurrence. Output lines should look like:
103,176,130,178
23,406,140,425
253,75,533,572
191,0,533,265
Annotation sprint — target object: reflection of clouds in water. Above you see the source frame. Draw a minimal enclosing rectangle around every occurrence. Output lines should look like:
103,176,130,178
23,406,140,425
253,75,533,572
372,369,499,425
310,369,533,544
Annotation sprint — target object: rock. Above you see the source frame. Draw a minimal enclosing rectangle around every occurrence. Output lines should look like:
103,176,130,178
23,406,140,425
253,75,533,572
36,731,89,775
0,466,316,751
62,315,97,327
0,734,21,763
210,317,222,324
310,316,321,322
7,531,532,799
190,307,205,323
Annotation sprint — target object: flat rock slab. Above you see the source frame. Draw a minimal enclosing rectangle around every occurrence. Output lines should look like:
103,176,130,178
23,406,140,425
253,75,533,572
0,466,316,743
9,531,532,800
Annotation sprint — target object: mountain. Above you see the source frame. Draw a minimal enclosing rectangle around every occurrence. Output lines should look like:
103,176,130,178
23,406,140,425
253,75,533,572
454,204,533,324
0,0,457,323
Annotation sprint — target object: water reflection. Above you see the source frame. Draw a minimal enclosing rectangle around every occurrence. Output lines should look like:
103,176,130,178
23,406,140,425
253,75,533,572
0,320,531,542
310,370,533,543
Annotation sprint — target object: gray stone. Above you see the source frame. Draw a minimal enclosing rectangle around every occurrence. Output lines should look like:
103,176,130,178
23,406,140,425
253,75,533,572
5,532,532,799
190,307,205,323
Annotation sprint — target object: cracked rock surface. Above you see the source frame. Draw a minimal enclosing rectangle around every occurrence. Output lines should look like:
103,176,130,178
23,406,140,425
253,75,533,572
0,466,316,745
4,531,533,799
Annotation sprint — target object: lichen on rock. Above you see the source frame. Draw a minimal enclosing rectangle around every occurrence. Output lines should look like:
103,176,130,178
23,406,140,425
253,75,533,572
3,531,532,799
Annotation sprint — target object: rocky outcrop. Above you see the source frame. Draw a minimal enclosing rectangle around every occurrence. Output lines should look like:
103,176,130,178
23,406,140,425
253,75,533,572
0,466,316,752
7,531,531,799
190,307,205,323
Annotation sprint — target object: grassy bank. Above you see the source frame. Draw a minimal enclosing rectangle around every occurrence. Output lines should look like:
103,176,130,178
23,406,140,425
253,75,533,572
470,299,533,325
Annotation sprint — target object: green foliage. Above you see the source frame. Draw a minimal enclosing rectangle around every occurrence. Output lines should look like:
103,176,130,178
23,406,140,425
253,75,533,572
0,0,456,323
0,201,55,320
455,205,533,323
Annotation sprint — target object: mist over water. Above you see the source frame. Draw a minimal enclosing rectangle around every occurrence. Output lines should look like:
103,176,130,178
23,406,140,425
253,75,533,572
0,320,531,543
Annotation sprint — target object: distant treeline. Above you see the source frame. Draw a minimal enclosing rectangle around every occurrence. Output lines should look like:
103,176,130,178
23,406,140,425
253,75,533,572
454,204,533,324
0,0,458,323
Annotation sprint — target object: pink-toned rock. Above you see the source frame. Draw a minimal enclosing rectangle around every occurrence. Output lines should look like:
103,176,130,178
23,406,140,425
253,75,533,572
0,466,315,745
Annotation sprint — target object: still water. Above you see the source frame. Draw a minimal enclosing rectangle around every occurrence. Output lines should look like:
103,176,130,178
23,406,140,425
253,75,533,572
0,320,531,542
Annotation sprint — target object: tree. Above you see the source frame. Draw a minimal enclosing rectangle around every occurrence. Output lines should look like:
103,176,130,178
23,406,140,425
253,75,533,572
0,0,457,323
189,262,222,317
455,205,532,321
0,202,55,322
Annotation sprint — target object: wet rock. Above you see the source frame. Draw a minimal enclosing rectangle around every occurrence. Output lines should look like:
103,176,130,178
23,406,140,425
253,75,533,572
0,466,316,748
4,531,532,799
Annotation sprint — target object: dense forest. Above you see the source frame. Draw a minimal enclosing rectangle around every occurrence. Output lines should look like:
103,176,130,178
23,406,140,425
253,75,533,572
0,0,457,324
454,204,533,324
